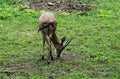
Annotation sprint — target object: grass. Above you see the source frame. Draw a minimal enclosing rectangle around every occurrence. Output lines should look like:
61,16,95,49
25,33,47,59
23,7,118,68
0,0,120,79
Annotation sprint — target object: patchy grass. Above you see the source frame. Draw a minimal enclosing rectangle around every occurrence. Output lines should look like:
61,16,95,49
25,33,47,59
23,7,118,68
0,0,120,79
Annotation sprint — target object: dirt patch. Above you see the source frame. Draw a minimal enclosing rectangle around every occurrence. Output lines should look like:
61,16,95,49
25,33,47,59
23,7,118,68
29,0,91,12
0,62,36,76
6,62,36,71
61,53,82,60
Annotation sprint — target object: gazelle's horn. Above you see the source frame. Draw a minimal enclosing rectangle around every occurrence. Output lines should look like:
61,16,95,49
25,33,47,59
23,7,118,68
64,37,73,48
60,37,73,51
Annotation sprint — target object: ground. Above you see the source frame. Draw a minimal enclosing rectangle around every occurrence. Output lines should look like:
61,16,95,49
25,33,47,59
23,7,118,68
29,0,91,12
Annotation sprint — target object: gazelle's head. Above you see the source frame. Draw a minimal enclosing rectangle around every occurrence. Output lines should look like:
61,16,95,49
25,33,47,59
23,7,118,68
56,37,73,58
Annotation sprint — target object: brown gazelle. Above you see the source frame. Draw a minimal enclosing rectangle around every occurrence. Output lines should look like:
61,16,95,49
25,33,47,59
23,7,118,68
38,12,73,63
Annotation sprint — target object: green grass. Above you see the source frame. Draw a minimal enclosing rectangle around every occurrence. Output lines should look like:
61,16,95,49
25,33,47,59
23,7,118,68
0,0,120,79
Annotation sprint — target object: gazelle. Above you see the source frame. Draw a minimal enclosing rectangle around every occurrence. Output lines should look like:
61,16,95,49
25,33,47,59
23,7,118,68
38,12,73,64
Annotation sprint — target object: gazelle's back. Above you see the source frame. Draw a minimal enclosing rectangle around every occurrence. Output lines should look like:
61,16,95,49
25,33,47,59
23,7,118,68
39,12,57,36
39,12,56,24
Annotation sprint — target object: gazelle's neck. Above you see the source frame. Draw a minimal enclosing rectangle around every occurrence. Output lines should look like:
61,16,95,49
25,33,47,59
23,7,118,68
51,33,61,49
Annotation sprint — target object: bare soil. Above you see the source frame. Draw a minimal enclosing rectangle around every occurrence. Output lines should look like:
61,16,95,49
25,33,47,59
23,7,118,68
0,53,82,76
0,62,36,77
29,0,91,12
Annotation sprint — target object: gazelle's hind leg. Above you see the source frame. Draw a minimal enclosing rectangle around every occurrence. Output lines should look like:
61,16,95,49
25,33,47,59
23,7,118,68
49,33,54,60
47,37,54,64
49,40,54,60
42,35,46,60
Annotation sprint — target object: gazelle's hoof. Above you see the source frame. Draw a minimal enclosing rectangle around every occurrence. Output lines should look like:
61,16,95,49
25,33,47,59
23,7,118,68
42,55,44,60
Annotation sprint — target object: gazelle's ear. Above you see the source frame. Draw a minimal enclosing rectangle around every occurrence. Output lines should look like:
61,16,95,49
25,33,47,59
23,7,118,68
61,36,66,45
